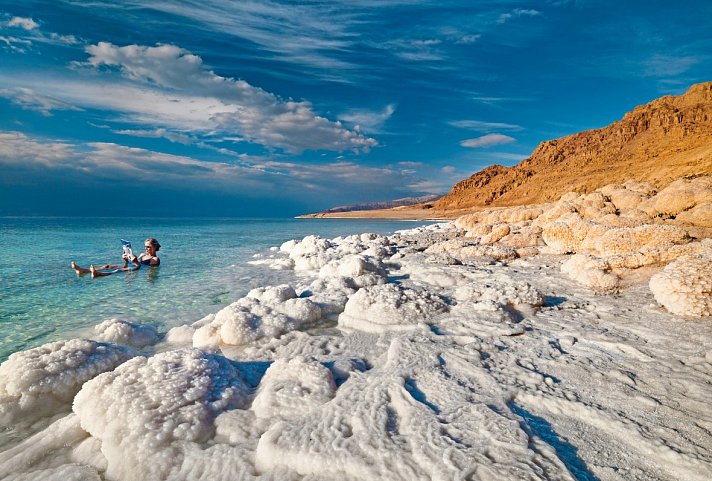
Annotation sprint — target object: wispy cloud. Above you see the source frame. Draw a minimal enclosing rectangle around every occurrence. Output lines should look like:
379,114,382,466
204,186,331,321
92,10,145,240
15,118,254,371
0,87,82,116
0,131,430,200
338,104,395,133
497,9,541,24
20,41,380,154
460,133,515,148
643,54,701,78
7,17,38,30
112,128,194,145
449,120,523,132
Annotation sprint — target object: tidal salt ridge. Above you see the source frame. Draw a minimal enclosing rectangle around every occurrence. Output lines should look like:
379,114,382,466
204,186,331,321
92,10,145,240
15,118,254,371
1,178,711,481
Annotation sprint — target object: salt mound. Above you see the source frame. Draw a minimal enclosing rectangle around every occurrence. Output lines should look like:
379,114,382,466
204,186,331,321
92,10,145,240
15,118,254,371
425,239,517,261
639,177,712,218
585,224,690,256
0,339,134,425
318,254,388,289
338,284,448,333
675,202,712,227
455,206,544,229
649,250,712,317
541,215,607,254
251,357,336,420
561,254,620,294
193,285,322,347
453,281,543,307
73,348,249,481
92,319,159,348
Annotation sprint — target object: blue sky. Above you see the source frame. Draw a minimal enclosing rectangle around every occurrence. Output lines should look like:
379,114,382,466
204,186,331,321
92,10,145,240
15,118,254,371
0,0,710,217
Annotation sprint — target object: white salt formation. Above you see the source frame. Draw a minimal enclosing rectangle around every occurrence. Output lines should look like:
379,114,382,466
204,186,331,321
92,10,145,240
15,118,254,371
338,283,448,333
251,357,336,420
92,318,159,348
1,177,712,481
193,284,322,347
0,339,134,425
650,249,712,316
72,349,249,481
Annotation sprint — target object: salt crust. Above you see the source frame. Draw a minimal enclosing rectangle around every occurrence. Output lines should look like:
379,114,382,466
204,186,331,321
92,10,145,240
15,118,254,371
2,179,712,480
193,285,322,347
92,318,159,348
649,249,712,317
0,339,134,425
251,357,336,420
255,335,572,480
338,283,448,333
72,348,249,481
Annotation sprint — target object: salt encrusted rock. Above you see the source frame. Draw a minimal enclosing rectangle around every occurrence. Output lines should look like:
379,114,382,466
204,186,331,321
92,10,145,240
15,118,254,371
499,225,544,249
0,339,135,425
584,224,691,256
639,177,712,218
675,202,712,228
251,357,336,420
561,254,620,294
338,284,448,333
480,224,510,244
649,250,712,317
193,285,322,347
541,215,607,254
455,206,544,230
92,319,159,348
73,349,249,481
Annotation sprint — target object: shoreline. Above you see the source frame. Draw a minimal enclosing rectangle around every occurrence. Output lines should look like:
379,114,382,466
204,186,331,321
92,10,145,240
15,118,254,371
1,177,711,480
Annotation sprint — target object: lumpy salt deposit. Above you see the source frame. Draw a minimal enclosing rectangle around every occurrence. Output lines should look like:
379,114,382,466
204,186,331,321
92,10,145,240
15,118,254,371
1,179,712,481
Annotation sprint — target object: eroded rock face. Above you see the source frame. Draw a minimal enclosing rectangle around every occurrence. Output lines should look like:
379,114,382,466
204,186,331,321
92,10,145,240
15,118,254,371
436,82,712,210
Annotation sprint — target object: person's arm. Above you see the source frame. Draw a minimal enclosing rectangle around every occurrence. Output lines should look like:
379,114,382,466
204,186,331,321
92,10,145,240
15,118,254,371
130,253,142,268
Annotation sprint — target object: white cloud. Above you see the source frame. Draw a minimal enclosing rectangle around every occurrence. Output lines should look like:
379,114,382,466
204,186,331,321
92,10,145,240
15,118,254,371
460,133,515,148
79,42,376,153
449,120,523,131
0,131,424,199
7,17,38,31
338,104,396,133
456,34,481,45
0,87,82,116
440,165,456,174
498,9,541,24
112,128,193,145
643,55,700,78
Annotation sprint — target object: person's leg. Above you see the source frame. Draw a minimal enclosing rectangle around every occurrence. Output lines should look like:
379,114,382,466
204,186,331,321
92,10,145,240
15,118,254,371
90,264,120,278
71,261,91,275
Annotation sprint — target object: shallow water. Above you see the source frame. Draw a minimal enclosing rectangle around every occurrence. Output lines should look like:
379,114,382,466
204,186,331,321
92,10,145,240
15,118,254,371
0,217,424,361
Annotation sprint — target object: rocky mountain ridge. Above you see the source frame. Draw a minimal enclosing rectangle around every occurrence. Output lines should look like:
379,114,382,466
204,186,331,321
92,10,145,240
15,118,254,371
436,82,712,210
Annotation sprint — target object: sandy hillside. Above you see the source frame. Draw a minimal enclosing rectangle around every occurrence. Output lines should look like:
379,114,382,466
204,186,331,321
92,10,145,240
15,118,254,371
436,82,712,210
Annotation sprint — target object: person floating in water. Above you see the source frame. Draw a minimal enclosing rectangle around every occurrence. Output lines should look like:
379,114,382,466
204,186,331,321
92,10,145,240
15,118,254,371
71,238,161,278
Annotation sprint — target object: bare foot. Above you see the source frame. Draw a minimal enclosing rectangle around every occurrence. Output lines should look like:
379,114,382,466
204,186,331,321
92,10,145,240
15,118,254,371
71,261,89,276
90,264,97,279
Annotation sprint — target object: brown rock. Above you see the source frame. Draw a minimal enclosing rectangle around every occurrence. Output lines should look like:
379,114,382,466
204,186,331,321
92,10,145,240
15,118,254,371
437,82,712,210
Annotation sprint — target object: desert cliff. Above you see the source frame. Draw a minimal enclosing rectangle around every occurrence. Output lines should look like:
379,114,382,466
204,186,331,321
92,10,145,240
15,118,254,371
436,82,712,210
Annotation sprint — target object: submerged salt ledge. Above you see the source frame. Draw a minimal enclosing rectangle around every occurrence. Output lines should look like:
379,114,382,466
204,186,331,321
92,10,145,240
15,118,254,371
1,179,712,481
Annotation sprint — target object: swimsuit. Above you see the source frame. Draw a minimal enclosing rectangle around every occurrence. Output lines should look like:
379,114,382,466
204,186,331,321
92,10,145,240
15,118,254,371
138,255,159,266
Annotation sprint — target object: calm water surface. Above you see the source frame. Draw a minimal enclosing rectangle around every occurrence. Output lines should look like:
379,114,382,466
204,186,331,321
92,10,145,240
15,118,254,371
0,217,427,361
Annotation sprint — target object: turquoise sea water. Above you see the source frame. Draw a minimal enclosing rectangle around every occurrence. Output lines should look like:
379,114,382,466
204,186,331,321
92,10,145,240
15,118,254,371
0,217,425,362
